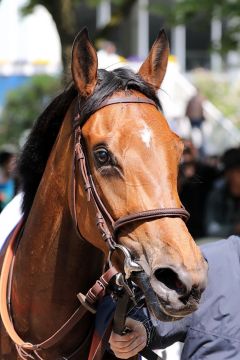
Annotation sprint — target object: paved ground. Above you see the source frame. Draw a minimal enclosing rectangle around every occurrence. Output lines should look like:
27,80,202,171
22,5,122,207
142,342,183,359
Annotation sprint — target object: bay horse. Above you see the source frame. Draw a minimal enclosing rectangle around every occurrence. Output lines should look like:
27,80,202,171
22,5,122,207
0,28,208,359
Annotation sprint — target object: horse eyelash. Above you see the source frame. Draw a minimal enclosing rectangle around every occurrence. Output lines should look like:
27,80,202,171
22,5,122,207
97,165,124,180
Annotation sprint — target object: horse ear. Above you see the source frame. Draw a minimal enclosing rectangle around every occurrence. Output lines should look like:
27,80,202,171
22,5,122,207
138,29,169,90
71,28,98,97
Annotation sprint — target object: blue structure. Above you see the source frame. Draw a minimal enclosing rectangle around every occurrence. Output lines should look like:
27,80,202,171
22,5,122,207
0,75,28,107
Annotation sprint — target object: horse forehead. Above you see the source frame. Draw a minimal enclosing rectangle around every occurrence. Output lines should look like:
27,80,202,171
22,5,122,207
84,102,173,146
138,123,152,148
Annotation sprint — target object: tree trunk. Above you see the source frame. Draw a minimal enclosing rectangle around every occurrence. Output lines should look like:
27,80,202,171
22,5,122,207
39,0,77,82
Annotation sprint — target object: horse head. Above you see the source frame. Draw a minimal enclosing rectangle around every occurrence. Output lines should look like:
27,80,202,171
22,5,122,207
71,28,208,322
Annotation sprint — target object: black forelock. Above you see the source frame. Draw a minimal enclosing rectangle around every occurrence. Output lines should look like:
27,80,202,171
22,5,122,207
78,67,161,126
18,67,161,217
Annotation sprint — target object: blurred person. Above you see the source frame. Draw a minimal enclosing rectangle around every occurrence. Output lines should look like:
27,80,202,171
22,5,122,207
185,89,205,130
97,40,125,69
0,145,18,212
205,147,240,238
204,154,220,169
110,235,240,359
179,139,219,239
185,89,205,155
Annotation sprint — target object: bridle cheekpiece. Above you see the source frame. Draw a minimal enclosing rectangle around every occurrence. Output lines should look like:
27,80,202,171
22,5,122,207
73,95,190,278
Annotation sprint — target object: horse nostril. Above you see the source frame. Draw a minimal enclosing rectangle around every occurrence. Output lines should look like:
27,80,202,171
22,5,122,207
154,267,187,296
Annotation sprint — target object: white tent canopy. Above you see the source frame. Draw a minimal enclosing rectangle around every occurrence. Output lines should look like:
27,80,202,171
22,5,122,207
0,0,61,74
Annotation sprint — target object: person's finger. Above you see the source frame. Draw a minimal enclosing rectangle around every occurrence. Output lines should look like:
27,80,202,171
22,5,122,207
110,334,144,352
109,318,147,356
109,335,134,352
113,338,146,359
125,318,146,335
113,335,146,353
109,331,134,345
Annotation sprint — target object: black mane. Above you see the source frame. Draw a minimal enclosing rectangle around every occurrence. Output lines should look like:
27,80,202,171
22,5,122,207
19,67,161,216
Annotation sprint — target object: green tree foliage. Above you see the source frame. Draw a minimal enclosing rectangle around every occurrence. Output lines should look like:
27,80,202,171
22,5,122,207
0,0,138,145
0,75,61,146
191,69,240,126
150,0,240,53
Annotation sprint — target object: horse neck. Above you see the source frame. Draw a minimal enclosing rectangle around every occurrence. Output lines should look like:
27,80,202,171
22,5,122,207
11,102,104,352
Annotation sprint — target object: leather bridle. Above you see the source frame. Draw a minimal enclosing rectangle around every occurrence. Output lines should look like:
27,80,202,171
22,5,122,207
0,94,189,360
73,95,190,276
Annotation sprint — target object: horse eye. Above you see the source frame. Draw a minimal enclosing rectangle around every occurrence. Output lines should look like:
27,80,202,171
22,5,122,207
94,148,111,166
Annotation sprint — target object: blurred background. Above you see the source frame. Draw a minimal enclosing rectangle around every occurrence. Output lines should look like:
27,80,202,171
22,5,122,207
1,0,240,149
1,1,240,357
2,0,240,249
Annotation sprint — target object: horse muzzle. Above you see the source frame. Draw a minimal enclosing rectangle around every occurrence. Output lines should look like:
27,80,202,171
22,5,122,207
132,264,206,321
110,243,207,320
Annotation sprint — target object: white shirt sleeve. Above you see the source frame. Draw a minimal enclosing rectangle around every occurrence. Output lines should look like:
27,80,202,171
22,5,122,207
0,192,23,250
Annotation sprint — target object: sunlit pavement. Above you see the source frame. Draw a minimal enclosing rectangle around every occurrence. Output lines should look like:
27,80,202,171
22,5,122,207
142,342,183,359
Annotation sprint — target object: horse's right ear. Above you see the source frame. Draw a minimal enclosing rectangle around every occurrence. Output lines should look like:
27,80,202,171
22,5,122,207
138,29,169,90
71,28,98,98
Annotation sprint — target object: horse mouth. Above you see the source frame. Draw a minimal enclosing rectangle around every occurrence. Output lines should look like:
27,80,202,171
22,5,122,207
155,293,199,320
132,271,200,322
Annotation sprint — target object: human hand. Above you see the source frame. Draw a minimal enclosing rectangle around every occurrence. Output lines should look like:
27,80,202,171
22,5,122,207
109,317,147,359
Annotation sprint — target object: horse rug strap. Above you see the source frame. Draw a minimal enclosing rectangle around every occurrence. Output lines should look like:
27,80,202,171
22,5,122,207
88,295,115,360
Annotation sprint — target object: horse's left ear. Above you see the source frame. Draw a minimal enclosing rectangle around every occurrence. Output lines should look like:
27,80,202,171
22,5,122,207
138,29,169,90
71,27,98,97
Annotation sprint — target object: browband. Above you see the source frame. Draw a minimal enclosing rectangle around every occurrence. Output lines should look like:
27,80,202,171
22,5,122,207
76,97,158,127
95,96,158,113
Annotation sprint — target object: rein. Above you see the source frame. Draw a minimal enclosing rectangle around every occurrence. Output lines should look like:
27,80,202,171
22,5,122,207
0,95,189,360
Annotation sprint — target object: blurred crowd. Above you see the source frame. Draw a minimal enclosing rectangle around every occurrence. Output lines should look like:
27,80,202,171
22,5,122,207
179,140,240,240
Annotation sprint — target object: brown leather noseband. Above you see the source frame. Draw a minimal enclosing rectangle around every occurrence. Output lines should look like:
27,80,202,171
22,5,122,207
74,96,190,255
